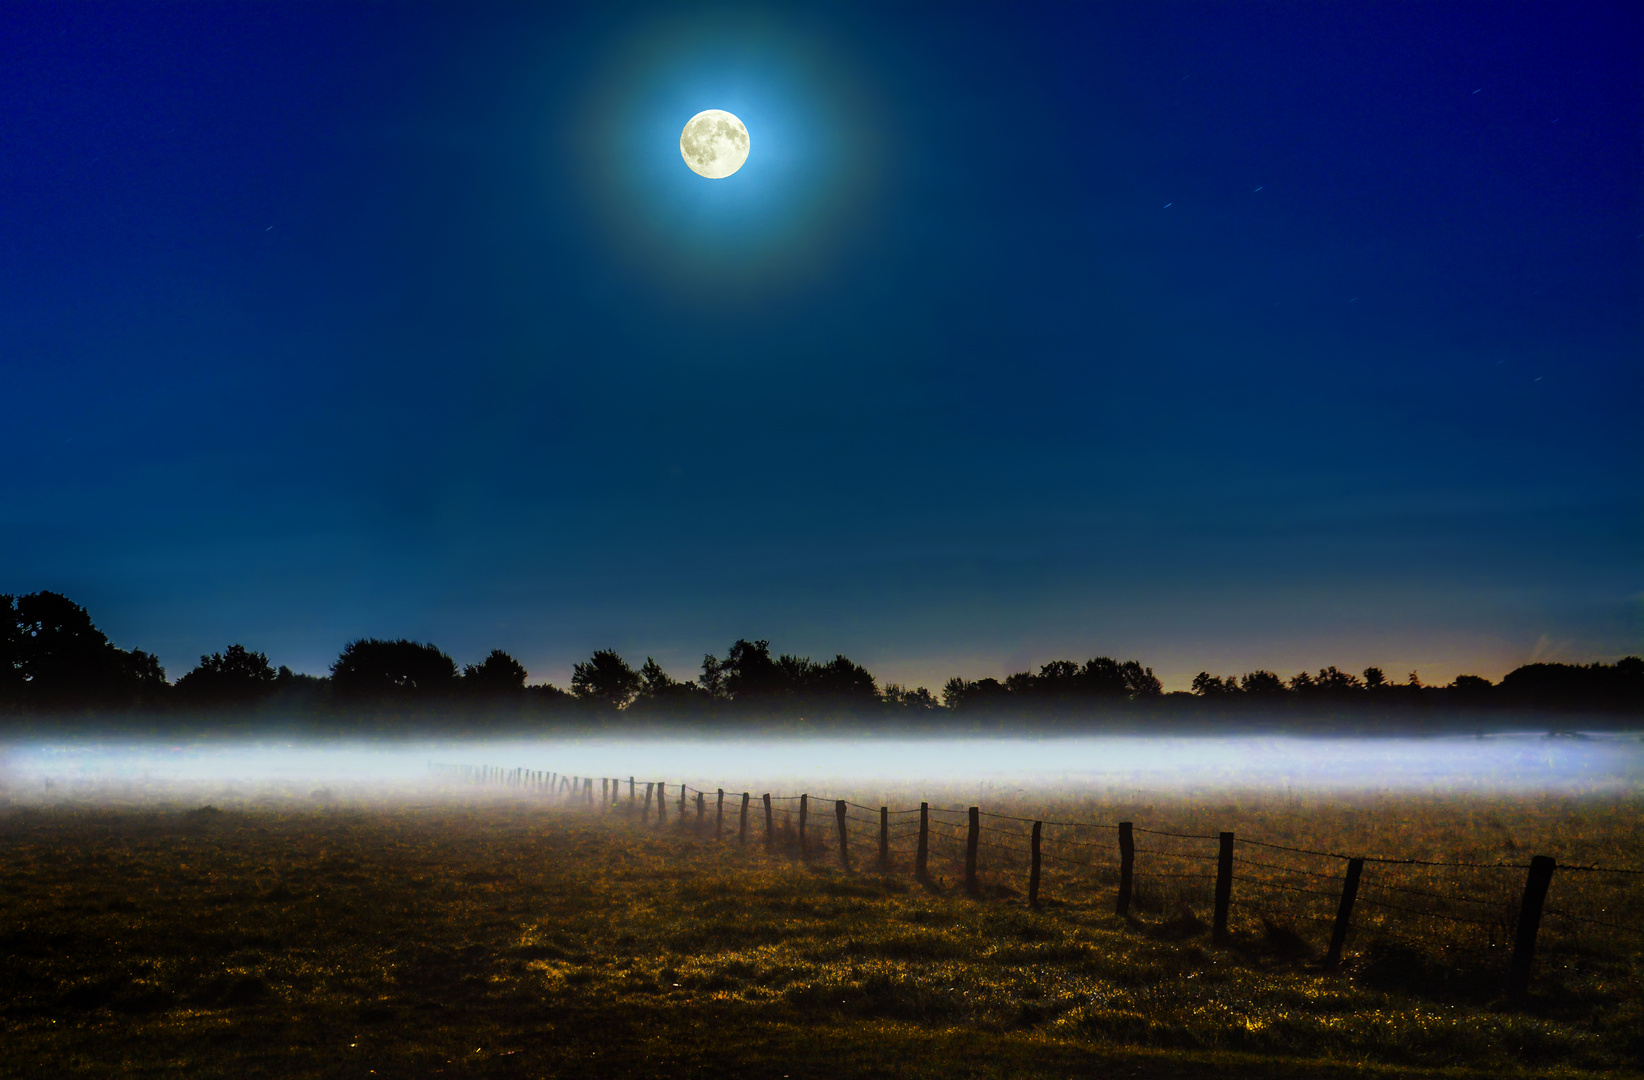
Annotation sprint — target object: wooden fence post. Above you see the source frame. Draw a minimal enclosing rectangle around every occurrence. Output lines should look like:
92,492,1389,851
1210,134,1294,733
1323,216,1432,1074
879,807,889,871
916,802,929,883
965,807,980,895
763,793,773,851
1029,821,1043,909
696,791,705,828
642,782,653,819
1213,832,1234,945
1508,855,1557,1003
798,795,809,858
658,782,667,826
1117,822,1135,916
716,789,724,840
836,801,850,870
739,793,750,844
601,778,608,805
1325,857,1363,970
677,783,686,823
629,776,636,807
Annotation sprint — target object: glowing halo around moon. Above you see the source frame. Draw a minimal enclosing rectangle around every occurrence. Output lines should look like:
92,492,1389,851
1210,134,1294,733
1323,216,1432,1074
679,109,750,178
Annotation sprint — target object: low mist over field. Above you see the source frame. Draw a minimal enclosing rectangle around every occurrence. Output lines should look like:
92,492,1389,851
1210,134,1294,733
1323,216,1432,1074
6,731,1641,807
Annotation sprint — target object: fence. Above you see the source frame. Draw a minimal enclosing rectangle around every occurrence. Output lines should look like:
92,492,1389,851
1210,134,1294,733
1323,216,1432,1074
430,763,1644,1004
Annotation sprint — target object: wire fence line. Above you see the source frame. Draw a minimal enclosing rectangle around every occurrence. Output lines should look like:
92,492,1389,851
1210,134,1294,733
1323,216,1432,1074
429,761,1644,999
1236,856,1342,880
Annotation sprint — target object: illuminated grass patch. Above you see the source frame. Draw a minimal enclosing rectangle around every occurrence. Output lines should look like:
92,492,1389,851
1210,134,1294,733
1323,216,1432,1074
0,797,1639,1078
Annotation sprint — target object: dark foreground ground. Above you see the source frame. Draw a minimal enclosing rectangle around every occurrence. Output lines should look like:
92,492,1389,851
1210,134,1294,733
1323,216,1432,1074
1,797,1640,1079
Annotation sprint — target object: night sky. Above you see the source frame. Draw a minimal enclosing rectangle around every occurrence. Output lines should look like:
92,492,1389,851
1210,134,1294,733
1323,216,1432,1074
3,2,1639,692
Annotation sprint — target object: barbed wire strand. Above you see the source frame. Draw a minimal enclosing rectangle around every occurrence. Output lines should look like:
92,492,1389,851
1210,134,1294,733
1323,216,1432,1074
1237,856,1343,880
1231,875,1341,900
1359,880,1513,909
1133,826,1221,840
1353,896,1501,928
1134,847,1221,862
1542,909,1644,936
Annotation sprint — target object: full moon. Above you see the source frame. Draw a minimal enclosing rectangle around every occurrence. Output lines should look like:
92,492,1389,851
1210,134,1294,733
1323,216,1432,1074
679,109,750,179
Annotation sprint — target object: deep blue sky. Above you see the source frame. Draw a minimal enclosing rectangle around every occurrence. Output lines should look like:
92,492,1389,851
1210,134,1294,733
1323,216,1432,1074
3,2,1639,691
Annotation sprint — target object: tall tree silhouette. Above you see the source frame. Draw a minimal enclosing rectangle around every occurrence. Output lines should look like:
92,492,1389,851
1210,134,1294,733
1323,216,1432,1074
570,650,640,710
4,591,167,709
462,650,528,696
330,639,458,700
1239,670,1287,695
175,644,276,707
720,639,783,701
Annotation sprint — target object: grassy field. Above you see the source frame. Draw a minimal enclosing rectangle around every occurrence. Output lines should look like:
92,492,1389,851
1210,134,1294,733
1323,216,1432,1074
1,787,1641,1078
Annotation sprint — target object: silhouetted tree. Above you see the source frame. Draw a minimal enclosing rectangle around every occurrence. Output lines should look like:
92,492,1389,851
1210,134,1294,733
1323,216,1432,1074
806,654,880,712
267,666,331,712
330,639,458,700
1079,658,1134,697
462,650,528,696
1003,670,1037,697
4,591,167,710
0,596,23,707
1448,673,1494,704
698,654,727,700
699,639,884,717
720,639,784,702
571,649,640,710
1033,660,1081,703
175,644,277,708
882,684,938,711
942,676,1008,712
1500,658,1643,711
1363,667,1387,690
1239,670,1287,695
1191,672,1238,696
524,681,574,712
628,657,710,716
638,658,673,697
1120,661,1163,698
1314,666,1364,693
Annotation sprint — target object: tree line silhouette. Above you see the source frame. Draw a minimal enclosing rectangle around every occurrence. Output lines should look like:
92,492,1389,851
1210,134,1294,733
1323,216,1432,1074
2,591,1639,728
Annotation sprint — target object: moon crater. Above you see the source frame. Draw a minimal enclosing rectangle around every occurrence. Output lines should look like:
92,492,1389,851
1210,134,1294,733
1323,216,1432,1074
680,110,750,179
